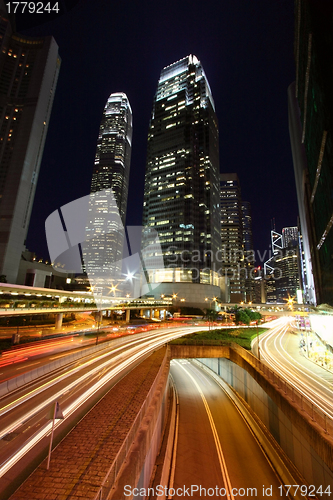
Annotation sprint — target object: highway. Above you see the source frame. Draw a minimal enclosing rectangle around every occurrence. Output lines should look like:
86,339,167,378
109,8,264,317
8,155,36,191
0,323,163,380
258,317,333,419
0,326,203,494
169,360,284,500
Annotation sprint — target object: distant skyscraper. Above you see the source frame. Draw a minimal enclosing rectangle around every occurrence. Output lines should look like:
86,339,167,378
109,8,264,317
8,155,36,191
282,226,298,248
85,93,132,285
220,173,244,302
142,55,221,306
91,93,132,224
242,200,255,302
242,201,254,254
219,175,255,302
0,2,60,283
288,0,333,305
264,226,300,303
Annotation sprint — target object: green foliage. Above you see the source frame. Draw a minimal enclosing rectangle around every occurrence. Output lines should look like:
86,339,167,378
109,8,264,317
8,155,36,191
235,309,250,325
170,327,268,350
244,308,262,322
0,299,13,308
204,308,218,321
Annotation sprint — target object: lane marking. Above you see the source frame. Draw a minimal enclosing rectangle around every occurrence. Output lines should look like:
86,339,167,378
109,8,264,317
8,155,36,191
16,362,40,370
174,360,235,500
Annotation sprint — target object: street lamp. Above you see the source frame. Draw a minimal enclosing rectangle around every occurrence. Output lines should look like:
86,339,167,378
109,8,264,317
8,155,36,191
96,311,101,345
205,297,217,330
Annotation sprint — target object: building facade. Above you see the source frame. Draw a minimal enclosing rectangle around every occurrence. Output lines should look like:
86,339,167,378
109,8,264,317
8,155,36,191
242,200,255,302
220,173,244,302
219,174,255,302
84,93,132,288
0,2,60,283
264,227,300,303
142,55,222,306
288,0,333,305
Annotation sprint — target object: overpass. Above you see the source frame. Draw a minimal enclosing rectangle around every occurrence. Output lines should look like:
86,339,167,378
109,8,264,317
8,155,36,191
0,282,172,327
0,282,312,334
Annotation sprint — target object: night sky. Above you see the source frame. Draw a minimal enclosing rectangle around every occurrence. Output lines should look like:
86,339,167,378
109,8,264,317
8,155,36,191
18,0,298,264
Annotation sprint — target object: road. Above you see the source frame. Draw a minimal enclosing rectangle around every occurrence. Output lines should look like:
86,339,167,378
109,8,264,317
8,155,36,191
0,326,205,496
169,360,284,499
0,323,168,380
257,317,333,419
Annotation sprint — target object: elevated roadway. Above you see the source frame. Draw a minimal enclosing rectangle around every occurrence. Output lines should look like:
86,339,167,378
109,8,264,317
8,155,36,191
257,318,333,419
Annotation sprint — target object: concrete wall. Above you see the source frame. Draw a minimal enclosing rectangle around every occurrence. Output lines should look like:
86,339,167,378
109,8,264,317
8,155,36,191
169,344,333,489
110,352,170,500
198,356,333,489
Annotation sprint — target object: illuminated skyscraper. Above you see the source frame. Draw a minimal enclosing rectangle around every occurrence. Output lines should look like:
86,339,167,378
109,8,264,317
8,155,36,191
220,174,249,302
264,226,300,303
142,55,221,305
0,2,60,283
91,93,132,223
85,93,132,285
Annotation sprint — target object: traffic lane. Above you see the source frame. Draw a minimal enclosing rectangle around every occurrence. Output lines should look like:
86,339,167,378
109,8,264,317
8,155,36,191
0,324,195,380
171,360,282,500
0,326,195,420
0,329,172,432
260,326,333,417
170,361,225,496
0,328,199,472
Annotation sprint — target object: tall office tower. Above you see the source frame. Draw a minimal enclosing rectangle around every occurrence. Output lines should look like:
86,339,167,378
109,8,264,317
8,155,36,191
0,1,60,284
220,173,245,302
85,93,132,287
282,226,298,248
142,55,221,306
242,201,254,254
264,227,300,303
288,0,333,305
242,200,255,302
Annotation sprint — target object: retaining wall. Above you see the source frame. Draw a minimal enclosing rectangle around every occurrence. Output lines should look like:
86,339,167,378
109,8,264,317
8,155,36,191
168,344,333,490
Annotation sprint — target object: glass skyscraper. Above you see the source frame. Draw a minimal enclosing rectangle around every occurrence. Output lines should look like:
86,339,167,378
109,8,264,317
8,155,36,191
220,173,245,302
91,93,132,223
142,55,221,303
84,93,132,288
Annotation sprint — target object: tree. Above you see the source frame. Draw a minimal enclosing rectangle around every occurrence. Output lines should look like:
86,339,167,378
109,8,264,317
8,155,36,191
205,308,218,321
235,309,250,325
244,308,262,322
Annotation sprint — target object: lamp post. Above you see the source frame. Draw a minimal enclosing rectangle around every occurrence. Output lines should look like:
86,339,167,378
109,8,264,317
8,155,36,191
205,297,217,331
96,311,101,345
256,320,260,360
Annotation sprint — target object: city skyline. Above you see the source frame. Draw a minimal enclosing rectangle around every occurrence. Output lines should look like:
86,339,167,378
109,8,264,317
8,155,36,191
19,0,298,264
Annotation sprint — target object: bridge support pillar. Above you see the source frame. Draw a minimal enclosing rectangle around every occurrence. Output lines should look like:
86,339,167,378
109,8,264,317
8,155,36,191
55,313,63,331
126,309,130,322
